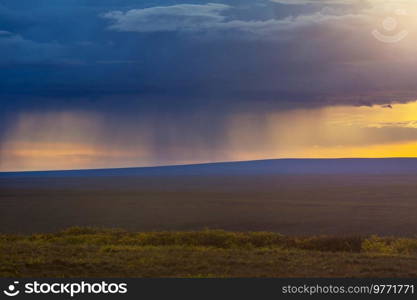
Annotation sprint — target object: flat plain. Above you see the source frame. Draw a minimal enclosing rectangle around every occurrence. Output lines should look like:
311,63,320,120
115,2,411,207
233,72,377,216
3,159,417,277
1,172,417,236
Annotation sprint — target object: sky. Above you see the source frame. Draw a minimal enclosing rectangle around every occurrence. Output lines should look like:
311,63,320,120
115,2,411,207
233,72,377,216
2,0,417,171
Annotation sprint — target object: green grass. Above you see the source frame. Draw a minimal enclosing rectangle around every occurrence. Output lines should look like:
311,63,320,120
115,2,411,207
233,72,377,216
1,227,417,277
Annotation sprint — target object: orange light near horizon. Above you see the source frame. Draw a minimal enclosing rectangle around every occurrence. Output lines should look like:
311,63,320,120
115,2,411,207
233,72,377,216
226,100,417,161
0,111,150,171
3,101,417,172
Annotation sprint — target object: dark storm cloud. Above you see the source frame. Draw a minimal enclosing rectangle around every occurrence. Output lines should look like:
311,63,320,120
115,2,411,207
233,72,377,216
6,0,417,171
0,0,391,113
1,0,417,129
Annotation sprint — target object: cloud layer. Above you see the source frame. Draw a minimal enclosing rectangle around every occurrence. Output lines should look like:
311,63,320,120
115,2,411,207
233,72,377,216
2,0,417,112
2,0,417,170
103,3,230,32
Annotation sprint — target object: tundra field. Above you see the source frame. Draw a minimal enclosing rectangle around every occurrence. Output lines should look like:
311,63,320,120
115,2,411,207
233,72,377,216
2,173,417,236
2,227,417,277
2,159,417,277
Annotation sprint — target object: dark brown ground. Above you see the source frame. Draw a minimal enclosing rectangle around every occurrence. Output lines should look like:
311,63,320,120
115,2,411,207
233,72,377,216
1,174,417,236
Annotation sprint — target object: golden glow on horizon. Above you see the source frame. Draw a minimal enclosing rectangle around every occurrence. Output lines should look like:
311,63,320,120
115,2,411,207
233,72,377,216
0,141,141,171
226,101,417,162
229,142,417,162
0,111,149,171
2,101,417,171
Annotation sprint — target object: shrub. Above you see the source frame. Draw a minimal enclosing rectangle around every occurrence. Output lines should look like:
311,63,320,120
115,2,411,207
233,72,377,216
391,239,417,255
298,236,363,253
362,236,395,255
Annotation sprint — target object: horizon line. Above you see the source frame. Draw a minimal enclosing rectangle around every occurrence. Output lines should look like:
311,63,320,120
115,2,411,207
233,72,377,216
2,157,417,174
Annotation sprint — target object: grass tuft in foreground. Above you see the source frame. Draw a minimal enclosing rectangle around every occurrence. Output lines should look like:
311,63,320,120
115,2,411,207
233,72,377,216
1,227,417,277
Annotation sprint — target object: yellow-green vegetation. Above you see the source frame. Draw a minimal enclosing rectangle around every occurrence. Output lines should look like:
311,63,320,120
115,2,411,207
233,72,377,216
1,227,417,277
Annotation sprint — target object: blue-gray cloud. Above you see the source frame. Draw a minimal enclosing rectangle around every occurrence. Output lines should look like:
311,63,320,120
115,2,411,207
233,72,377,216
0,31,65,64
103,3,230,32
1,0,417,117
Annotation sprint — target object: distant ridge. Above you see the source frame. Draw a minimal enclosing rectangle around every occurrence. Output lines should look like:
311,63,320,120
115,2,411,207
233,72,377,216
2,158,417,178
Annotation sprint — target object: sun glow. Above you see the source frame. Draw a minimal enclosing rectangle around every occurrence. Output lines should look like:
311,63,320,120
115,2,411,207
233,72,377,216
2,101,417,171
227,100,417,161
